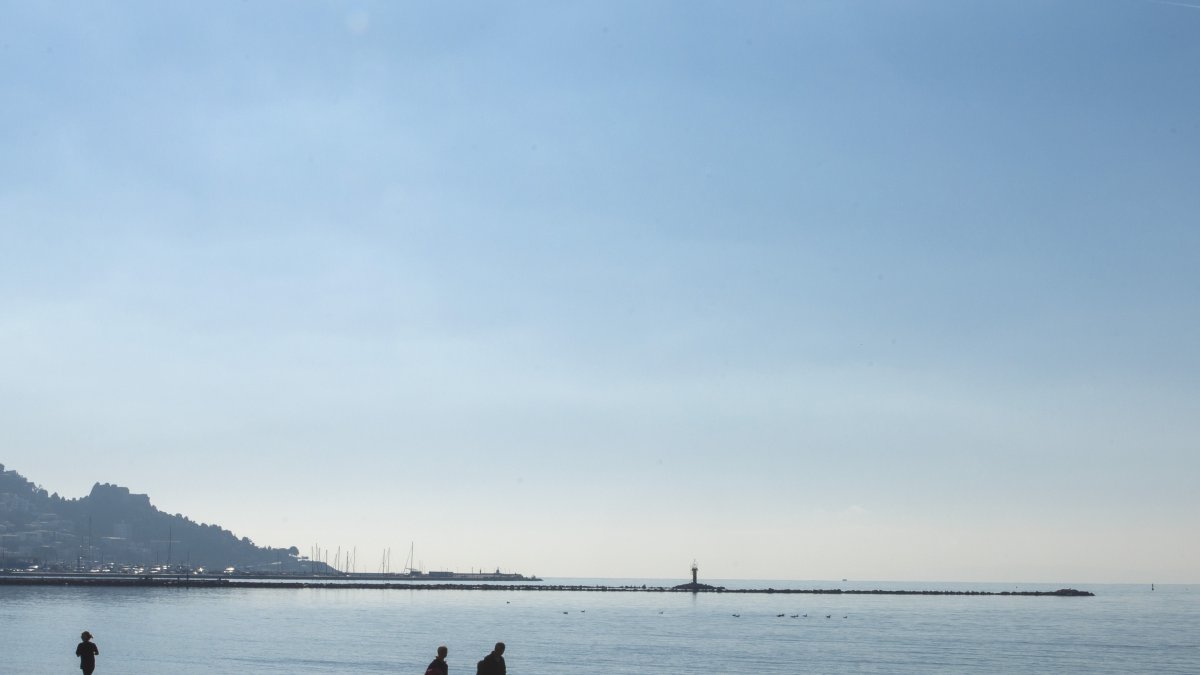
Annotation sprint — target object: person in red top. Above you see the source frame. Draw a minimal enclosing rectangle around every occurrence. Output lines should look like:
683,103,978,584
425,645,449,675
75,631,99,675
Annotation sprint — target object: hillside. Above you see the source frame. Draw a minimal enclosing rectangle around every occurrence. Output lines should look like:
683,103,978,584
0,463,310,573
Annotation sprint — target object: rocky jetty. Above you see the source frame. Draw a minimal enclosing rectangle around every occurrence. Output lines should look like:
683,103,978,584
0,576,1095,596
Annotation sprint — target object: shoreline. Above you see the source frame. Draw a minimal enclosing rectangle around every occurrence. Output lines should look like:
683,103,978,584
0,575,1094,596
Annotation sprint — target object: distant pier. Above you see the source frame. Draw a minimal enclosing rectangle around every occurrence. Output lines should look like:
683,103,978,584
0,574,1093,596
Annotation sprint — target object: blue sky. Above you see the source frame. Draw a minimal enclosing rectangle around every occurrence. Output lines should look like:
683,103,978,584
2,0,1198,582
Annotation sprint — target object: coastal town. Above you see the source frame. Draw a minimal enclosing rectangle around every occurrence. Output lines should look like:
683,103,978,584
0,464,538,580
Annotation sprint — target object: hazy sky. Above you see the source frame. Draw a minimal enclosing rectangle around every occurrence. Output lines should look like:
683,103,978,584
2,0,1198,583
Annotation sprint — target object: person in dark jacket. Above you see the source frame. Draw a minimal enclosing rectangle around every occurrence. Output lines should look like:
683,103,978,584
425,645,449,675
477,642,505,675
75,631,99,675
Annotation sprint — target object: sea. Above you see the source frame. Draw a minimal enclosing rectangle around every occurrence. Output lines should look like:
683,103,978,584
1,578,1196,674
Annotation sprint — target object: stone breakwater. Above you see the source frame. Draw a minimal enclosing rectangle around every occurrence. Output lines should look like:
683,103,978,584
0,576,1095,596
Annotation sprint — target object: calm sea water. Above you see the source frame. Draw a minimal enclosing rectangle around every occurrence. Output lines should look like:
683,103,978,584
1,579,1196,674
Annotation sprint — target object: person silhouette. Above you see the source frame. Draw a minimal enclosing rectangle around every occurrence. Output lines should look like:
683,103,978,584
75,631,99,675
476,642,505,675
425,645,449,675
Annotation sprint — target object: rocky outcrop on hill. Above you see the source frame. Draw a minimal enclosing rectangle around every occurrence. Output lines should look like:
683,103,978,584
0,463,304,572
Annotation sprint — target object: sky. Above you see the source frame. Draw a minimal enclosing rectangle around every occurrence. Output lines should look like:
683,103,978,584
1,0,1198,583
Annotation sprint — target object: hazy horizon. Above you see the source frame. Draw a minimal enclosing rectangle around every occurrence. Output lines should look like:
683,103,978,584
3,0,1198,584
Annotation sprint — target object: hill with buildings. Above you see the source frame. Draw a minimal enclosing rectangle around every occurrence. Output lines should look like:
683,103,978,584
0,463,309,573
